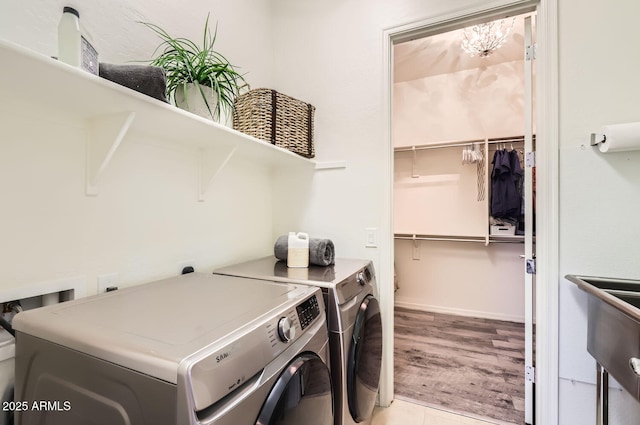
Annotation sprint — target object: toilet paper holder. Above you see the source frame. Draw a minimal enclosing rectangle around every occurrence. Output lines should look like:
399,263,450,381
590,133,606,147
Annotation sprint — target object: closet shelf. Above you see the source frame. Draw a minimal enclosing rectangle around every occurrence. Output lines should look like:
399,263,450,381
394,139,486,153
0,40,346,200
394,135,534,153
395,233,487,244
394,233,531,244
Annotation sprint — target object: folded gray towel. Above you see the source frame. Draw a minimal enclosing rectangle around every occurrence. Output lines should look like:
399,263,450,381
309,238,335,266
99,63,168,103
274,235,335,266
274,235,289,262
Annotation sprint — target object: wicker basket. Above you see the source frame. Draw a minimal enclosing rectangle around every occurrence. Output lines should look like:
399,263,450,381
233,88,315,158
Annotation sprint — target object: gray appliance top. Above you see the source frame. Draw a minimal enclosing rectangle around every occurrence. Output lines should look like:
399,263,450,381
214,256,372,288
13,273,317,386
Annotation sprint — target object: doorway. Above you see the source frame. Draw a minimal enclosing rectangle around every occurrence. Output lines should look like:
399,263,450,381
380,2,559,425
390,11,535,425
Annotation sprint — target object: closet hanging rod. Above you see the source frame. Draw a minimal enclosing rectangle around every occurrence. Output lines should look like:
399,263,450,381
394,134,535,153
394,234,527,244
394,234,487,243
395,139,485,153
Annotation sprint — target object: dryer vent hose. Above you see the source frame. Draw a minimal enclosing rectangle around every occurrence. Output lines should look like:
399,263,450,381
0,316,14,337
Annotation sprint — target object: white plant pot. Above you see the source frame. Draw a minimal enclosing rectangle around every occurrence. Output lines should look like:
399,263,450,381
174,84,231,126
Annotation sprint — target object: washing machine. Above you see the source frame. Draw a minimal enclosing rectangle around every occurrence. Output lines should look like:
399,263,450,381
12,273,332,425
0,331,15,425
214,257,383,425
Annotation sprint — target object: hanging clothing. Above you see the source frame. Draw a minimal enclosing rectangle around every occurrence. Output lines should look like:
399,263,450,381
490,149,523,219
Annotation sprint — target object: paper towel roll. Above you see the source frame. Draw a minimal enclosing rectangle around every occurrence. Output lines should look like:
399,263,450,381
599,122,640,153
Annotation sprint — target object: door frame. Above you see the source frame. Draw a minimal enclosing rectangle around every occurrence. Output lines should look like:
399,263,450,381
380,1,559,424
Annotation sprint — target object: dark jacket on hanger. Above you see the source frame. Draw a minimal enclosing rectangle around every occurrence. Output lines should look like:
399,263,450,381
491,149,523,219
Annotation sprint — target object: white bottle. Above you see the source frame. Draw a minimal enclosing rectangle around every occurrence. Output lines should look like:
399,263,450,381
58,7,99,75
287,232,309,268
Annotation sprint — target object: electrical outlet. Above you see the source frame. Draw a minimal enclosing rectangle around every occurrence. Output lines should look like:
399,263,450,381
97,273,119,293
177,259,195,275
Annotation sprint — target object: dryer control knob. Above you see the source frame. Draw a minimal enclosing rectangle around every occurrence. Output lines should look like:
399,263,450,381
356,271,366,286
277,317,295,342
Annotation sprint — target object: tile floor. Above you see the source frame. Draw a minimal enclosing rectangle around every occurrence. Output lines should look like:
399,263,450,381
370,398,503,425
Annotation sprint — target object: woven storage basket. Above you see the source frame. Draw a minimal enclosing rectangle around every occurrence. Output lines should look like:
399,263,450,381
233,88,315,158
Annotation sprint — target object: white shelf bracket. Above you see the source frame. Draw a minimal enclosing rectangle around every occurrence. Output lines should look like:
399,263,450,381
314,160,347,170
198,145,238,201
85,111,136,196
411,146,419,178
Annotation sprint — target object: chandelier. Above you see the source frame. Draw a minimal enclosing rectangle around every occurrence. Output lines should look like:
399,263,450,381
461,18,515,58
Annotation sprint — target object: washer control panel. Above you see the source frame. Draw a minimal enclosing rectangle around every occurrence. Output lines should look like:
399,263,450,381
187,286,325,413
296,294,320,330
277,317,295,342
266,293,322,349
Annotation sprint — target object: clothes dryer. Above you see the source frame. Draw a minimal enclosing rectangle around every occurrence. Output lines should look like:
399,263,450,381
13,273,332,425
214,257,383,425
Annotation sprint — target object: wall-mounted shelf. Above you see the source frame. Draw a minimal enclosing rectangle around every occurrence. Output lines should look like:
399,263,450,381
0,40,346,200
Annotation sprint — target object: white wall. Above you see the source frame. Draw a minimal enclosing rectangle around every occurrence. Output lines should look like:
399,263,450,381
558,0,640,421
394,60,526,146
395,240,525,322
0,0,277,294
0,0,274,88
394,148,487,237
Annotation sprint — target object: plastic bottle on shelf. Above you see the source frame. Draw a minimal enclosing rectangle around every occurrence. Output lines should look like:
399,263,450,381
58,6,99,75
287,232,309,268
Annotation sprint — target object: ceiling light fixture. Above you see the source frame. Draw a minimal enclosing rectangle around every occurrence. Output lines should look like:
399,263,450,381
461,18,516,58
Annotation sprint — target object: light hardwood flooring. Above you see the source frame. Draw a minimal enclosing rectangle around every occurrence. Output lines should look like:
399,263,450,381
393,307,526,424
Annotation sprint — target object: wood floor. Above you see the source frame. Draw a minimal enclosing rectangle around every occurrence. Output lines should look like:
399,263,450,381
394,307,525,425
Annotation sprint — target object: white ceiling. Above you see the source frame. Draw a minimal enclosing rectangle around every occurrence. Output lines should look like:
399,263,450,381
393,16,531,83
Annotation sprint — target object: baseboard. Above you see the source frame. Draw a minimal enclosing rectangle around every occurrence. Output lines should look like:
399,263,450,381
394,299,525,324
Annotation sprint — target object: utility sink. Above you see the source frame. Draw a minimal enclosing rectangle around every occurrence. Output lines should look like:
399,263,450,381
566,274,640,402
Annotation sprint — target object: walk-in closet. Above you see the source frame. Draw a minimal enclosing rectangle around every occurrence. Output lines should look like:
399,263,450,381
392,12,536,425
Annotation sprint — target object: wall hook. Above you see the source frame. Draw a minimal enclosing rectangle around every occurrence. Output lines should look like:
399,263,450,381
590,133,606,147
412,234,420,260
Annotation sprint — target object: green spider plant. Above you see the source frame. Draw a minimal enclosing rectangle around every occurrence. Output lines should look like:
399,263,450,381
141,15,248,121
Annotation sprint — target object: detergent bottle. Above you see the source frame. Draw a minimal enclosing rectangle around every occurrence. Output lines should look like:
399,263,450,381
58,6,99,74
287,232,309,268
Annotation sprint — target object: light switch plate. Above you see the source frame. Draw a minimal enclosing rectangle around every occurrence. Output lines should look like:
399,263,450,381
365,228,378,248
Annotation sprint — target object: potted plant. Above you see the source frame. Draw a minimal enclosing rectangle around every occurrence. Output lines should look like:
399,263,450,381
141,15,248,123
